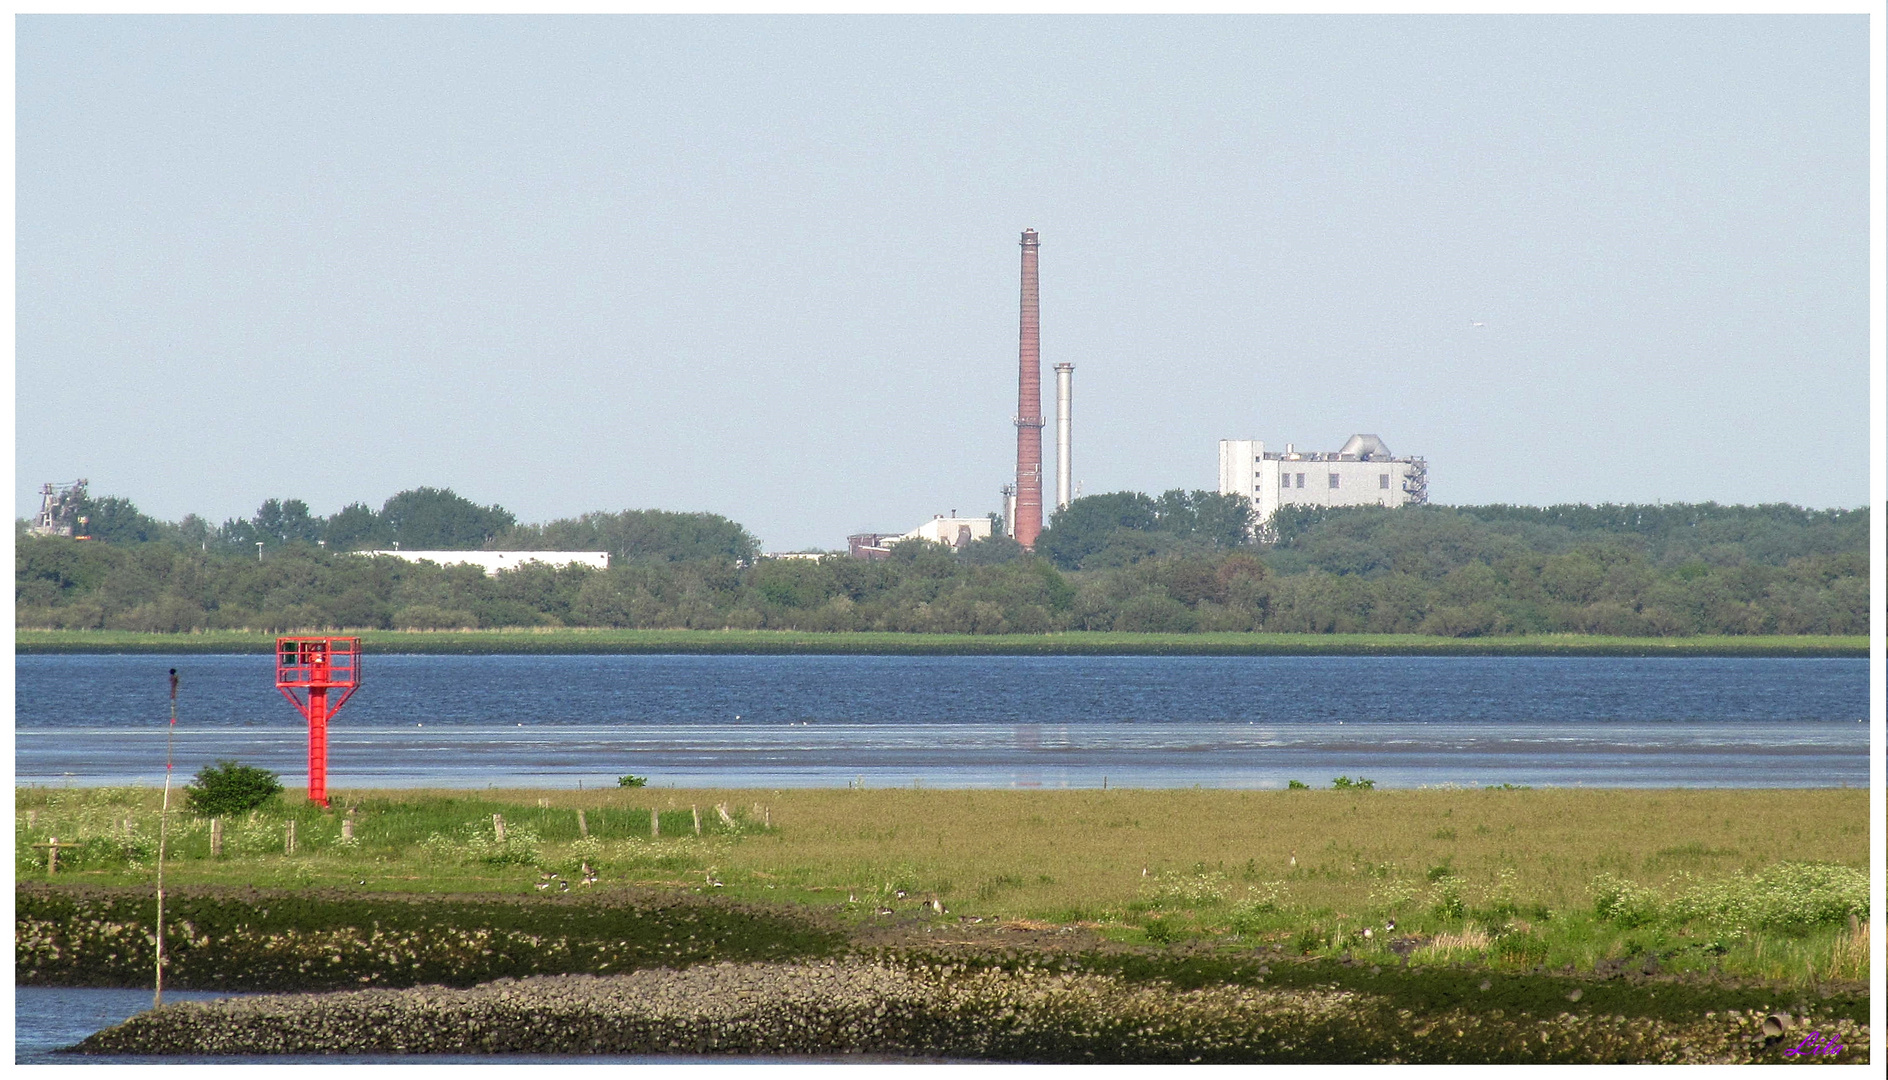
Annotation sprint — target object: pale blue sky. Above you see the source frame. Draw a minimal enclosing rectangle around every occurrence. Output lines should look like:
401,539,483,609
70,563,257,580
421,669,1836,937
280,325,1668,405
15,15,1870,550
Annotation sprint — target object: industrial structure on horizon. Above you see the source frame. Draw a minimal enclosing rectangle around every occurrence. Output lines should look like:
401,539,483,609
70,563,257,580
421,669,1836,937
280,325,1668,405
1011,228,1046,549
851,228,1072,560
841,231,1433,559
1218,435,1428,535
847,514,994,560
28,480,88,537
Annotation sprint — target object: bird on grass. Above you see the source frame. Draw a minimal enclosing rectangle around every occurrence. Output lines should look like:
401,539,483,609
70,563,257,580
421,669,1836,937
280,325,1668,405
1289,851,1297,868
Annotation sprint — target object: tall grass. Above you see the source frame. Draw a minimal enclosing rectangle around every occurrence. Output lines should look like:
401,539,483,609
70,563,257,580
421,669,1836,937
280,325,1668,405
16,785,1867,986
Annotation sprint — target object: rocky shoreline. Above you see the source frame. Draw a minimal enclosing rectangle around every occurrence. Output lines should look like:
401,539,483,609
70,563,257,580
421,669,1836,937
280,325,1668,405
69,959,1867,1064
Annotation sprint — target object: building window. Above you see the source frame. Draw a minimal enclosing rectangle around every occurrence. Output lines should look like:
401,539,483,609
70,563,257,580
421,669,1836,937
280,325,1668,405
1296,473,1306,488
1329,473,1340,489
1380,473,1391,489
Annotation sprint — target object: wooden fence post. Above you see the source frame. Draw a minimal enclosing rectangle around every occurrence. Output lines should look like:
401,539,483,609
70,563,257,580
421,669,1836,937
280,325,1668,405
34,837,80,874
341,818,354,843
210,818,223,857
492,814,506,843
577,810,588,838
692,805,701,836
285,820,296,855
651,808,660,838
716,803,735,827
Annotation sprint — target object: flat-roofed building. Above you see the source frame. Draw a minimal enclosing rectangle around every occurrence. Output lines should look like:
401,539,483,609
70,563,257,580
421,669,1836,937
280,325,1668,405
847,515,993,560
358,550,608,575
1218,434,1428,535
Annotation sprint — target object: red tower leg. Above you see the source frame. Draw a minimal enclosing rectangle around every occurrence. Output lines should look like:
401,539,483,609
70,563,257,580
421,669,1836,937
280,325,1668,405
308,686,329,808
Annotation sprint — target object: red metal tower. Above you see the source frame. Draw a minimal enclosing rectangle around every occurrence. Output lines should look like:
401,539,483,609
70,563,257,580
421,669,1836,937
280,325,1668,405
275,637,362,807
1014,228,1045,550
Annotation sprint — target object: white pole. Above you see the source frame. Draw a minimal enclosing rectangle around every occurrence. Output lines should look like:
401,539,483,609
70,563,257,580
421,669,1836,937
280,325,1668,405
156,668,177,1008
1054,363,1074,511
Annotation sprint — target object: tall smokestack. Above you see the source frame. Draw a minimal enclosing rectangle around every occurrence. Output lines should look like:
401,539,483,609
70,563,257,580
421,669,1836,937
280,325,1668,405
1014,229,1044,549
1055,362,1074,511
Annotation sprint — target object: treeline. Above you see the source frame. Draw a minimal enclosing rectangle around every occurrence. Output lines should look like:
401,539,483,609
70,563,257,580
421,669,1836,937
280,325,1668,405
14,489,1867,637
28,486,760,564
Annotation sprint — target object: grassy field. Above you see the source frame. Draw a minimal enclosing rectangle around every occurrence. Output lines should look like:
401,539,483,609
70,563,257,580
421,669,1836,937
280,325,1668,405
18,785,1868,987
12,628,1868,656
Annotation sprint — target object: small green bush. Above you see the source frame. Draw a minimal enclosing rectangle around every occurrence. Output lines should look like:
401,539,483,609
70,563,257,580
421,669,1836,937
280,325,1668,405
184,760,283,817
1331,776,1375,790
1141,917,1184,944
1286,779,1309,790
618,775,648,788
1495,932,1549,966
1430,878,1467,920
1591,872,1662,928
1227,883,1286,933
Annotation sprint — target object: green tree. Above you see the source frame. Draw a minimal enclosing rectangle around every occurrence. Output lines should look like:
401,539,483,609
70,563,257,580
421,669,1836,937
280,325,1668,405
380,488,515,549
1037,492,1158,569
497,509,759,564
76,495,164,544
322,502,383,550
184,760,283,816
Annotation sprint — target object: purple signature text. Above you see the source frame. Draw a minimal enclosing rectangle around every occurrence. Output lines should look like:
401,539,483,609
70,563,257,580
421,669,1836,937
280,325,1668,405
1782,1031,1843,1057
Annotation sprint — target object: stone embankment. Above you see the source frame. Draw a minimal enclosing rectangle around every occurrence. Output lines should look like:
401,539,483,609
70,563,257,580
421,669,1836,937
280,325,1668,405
72,959,1867,1064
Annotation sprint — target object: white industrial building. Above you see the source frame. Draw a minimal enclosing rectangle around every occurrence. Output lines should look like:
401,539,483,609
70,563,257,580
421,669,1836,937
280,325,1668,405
903,515,993,547
1218,434,1428,531
358,550,609,575
848,515,994,559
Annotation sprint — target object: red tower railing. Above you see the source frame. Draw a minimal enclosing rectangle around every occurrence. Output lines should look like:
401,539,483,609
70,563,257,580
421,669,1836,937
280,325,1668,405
276,637,362,807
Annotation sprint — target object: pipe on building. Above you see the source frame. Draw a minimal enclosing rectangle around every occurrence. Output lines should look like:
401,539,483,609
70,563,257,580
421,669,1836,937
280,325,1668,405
1013,229,1045,549
1054,362,1073,511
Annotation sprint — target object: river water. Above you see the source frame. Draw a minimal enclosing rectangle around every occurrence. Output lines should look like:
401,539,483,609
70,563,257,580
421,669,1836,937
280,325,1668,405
14,653,1868,789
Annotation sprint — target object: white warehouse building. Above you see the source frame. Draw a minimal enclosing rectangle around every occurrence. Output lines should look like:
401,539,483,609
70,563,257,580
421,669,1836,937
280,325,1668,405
358,550,609,576
1218,434,1428,529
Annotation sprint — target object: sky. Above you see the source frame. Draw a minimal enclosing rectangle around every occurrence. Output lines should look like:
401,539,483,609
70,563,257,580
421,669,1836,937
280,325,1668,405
14,15,1872,551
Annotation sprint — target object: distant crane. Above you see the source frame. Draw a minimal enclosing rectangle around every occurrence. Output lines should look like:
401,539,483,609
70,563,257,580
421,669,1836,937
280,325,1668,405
29,480,87,537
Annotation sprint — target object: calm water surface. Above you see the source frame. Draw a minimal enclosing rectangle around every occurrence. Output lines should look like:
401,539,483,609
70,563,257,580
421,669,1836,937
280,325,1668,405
14,654,1867,788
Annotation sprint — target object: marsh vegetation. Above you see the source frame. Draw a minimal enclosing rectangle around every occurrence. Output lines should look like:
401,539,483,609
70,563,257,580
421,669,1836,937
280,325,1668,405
17,785,1867,988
